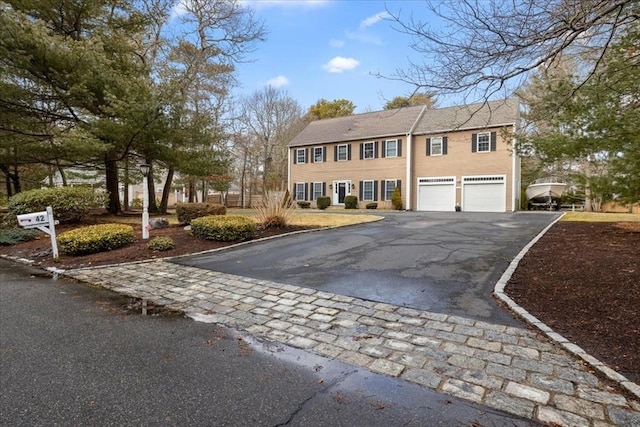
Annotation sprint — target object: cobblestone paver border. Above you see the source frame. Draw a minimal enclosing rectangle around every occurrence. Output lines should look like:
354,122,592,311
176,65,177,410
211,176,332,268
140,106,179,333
64,261,640,426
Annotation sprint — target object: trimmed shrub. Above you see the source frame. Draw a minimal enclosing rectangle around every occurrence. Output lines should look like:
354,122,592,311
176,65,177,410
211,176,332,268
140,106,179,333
0,228,39,246
297,201,310,209
366,202,378,210
147,236,175,251
254,192,296,229
7,187,106,224
58,224,135,255
191,215,256,241
391,187,403,210
176,203,226,225
344,195,358,209
316,196,331,210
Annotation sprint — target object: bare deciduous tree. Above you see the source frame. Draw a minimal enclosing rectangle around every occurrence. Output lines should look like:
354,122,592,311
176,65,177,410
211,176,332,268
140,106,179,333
388,0,638,102
240,87,304,194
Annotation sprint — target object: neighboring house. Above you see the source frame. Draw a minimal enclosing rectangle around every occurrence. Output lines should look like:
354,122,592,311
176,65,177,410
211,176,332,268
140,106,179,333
288,98,521,212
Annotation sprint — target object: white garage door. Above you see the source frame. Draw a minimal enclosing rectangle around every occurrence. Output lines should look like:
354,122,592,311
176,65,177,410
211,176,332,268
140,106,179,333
417,177,456,211
462,175,506,212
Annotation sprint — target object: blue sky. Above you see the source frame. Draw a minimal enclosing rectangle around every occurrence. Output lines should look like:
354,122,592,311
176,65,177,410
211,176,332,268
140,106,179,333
232,0,438,113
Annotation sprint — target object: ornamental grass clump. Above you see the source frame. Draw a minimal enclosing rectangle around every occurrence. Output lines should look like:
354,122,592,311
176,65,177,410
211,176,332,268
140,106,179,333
190,215,256,241
253,192,296,229
58,224,135,255
147,236,175,251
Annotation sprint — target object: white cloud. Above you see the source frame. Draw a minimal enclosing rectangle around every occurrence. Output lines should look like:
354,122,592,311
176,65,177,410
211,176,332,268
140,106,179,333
242,0,329,9
360,11,391,29
323,56,360,73
266,75,290,88
169,0,189,20
330,39,345,48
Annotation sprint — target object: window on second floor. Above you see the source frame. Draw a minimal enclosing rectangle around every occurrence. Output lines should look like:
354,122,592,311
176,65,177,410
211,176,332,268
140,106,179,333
384,139,398,157
313,147,325,163
477,132,490,152
430,137,443,156
336,144,348,161
295,149,306,164
363,142,375,159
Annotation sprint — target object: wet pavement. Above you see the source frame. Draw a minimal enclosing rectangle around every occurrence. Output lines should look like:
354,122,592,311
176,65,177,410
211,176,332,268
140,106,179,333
5,211,640,426
172,212,561,326
63,260,640,426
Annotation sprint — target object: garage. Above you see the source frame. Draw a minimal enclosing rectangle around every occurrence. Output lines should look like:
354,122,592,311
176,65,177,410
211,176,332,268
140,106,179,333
417,176,456,211
462,175,506,212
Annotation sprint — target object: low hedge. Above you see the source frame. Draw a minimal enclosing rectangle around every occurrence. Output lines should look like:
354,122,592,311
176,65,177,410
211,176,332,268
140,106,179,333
365,202,378,209
344,195,358,209
147,236,175,251
7,187,105,224
190,215,256,242
316,196,331,210
297,201,310,209
176,203,226,225
58,224,135,255
0,228,39,246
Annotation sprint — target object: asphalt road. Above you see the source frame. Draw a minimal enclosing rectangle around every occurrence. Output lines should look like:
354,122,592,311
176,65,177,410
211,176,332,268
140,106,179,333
173,212,561,327
0,260,538,426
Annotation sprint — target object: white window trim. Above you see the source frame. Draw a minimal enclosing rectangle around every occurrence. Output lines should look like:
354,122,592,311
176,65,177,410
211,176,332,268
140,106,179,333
312,182,323,200
363,142,375,159
337,144,348,161
384,179,397,200
362,180,374,201
477,132,491,153
295,182,305,200
313,147,324,163
430,137,443,156
296,149,306,163
385,139,398,158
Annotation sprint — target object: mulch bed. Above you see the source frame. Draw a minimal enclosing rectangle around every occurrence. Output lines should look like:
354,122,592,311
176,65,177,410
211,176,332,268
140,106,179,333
506,221,640,384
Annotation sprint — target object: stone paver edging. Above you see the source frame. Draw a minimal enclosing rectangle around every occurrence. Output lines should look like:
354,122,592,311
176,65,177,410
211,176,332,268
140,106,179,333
63,259,640,426
494,213,640,403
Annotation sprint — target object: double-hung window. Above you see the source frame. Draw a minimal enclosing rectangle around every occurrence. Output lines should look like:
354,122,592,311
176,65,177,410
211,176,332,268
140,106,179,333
336,144,348,161
430,137,443,156
296,149,306,164
362,180,374,201
312,182,323,200
313,147,324,163
477,133,490,153
363,142,375,159
384,139,398,157
385,180,397,200
295,183,305,201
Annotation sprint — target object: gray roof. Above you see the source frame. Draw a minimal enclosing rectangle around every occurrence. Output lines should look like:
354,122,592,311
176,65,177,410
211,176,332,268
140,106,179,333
413,98,520,135
288,98,519,147
288,105,426,147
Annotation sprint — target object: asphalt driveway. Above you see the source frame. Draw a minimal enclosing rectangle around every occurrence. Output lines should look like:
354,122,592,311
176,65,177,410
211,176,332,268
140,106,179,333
172,211,560,327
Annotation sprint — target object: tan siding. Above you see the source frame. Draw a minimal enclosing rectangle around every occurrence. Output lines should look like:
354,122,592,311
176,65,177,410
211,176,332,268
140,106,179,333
411,127,515,210
290,136,408,208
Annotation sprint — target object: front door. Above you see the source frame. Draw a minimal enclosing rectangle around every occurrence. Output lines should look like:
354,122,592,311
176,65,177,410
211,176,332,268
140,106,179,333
333,180,351,205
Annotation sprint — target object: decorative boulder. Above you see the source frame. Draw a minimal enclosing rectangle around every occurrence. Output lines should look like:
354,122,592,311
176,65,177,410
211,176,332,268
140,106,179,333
149,217,170,229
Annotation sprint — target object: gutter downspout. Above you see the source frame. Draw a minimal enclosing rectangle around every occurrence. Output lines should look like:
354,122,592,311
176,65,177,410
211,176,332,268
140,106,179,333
406,106,427,210
287,147,291,195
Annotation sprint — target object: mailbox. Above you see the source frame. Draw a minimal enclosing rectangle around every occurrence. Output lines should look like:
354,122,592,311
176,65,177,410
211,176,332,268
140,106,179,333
17,211,49,228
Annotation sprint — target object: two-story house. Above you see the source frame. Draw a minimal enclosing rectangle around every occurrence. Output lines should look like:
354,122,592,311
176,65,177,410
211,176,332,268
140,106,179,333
288,98,520,212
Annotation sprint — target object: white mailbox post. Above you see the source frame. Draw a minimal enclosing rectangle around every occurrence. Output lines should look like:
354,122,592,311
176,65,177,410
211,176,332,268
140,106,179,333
17,206,59,260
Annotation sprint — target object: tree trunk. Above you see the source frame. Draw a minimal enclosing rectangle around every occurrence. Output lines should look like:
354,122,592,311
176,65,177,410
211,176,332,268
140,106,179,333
123,161,129,211
188,180,195,203
105,157,121,214
159,167,174,213
201,179,206,203
147,161,159,213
